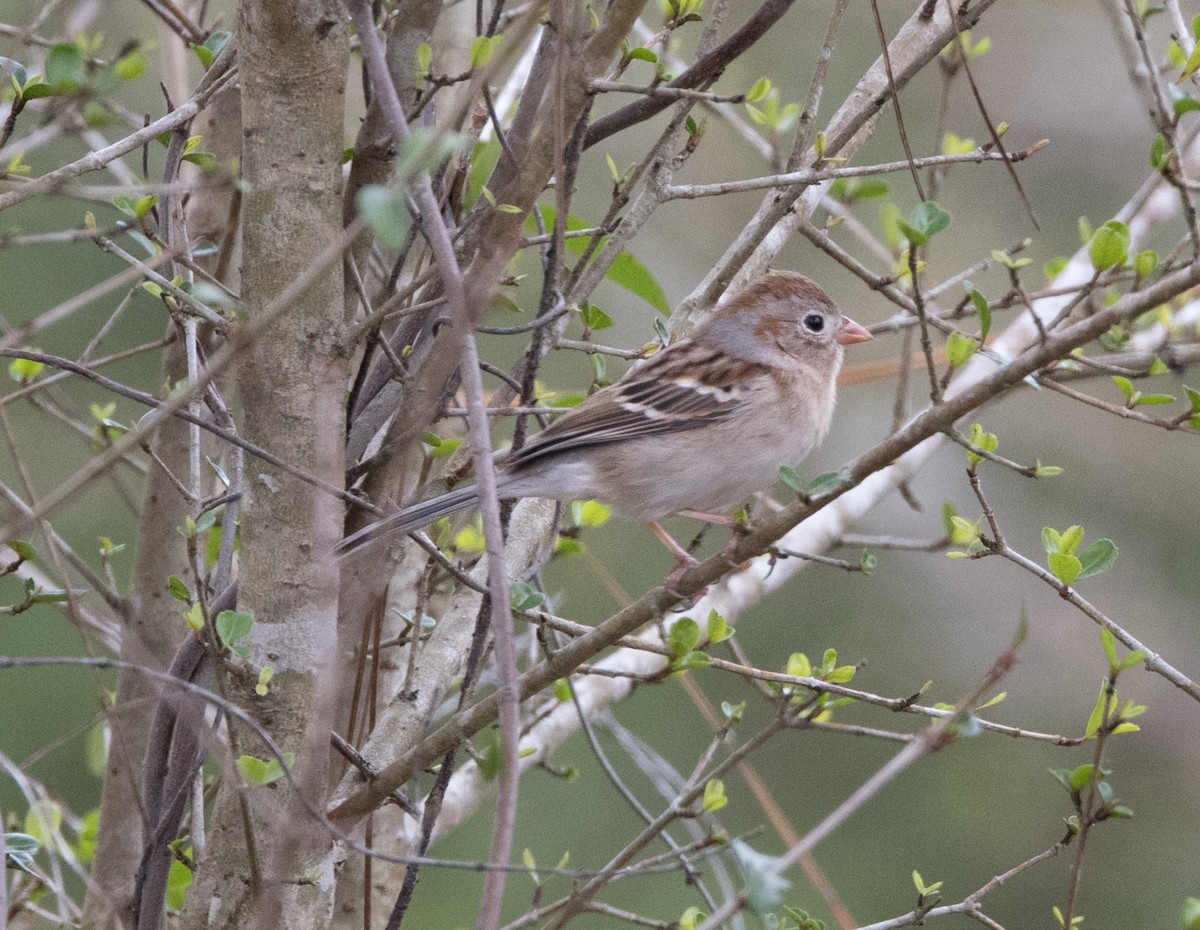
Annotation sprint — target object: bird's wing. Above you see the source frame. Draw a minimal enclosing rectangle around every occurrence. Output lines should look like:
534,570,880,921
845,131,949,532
506,341,768,471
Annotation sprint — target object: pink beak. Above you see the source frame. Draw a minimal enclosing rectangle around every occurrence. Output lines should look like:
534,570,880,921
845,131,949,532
837,316,873,346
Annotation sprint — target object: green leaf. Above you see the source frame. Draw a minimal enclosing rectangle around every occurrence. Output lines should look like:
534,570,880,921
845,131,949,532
1111,375,1135,402
834,178,890,202
415,42,432,86
1134,392,1176,405
777,465,803,492
114,49,146,80
912,870,944,897
1085,686,1115,738
1089,220,1130,272
1182,39,1200,78
1068,763,1095,792
1044,256,1068,280
74,807,100,862
182,150,217,170
605,251,669,315
977,690,1006,710
0,56,29,90
571,499,611,528
702,778,727,811
29,587,83,605
1058,525,1084,555
579,303,613,331
786,652,812,678
604,153,624,184
554,536,583,556
236,752,293,786
805,471,845,495
965,422,997,466
7,540,36,562
667,617,700,659
1035,461,1063,477
967,286,992,339
628,47,658,63
1184,385,1200,413
900,201,951,246
165,855,192,909
941,501,958,537
706,610,732,644
183,602,204,632
1048,552,1082,585
469,34,503,69
4,832,39,854
215,609,253,649
879,201,903,249
8,357,44,382
4,832,40,876
46,43,85,89
946,331,979,367
1134,249,1159,278
950,514,981,546
167,576,191,602
1181,897,1200,930
1102,628,1120,669
191,31,231,69
941,132,976,155
1077,539,1118,579
357,185,410,250
510,580,545,611
673,651,711,671
193,508,218,535
464,135,501,210
745,76,771,103
1150,133,1168,169
991,248,1032,270
112,193,158,219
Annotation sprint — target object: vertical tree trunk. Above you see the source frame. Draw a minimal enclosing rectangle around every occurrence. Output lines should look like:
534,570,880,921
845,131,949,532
178,0,349,926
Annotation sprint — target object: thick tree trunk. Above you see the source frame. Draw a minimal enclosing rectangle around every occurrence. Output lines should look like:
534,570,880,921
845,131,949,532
177,0,349,926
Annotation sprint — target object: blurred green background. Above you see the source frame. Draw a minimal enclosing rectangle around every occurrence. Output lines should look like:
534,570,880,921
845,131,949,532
2,0,1198,928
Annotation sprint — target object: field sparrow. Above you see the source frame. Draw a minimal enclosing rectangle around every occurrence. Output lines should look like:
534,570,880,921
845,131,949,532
340,270,871,566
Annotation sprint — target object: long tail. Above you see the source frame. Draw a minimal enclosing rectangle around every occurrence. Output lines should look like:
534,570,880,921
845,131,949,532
336,485,480,557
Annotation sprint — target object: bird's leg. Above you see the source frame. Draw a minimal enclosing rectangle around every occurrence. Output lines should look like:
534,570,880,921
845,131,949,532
648,520,698,567
676,509,736,526
678,509,753,571
648,521,705,607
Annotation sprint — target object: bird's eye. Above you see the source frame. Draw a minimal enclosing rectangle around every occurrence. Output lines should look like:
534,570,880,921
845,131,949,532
803,313,825,333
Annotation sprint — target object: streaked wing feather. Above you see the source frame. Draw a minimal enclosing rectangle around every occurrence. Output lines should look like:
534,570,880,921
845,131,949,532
507,342,764,471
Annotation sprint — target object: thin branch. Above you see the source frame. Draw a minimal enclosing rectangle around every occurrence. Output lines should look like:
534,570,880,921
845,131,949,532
584,0,798,149
588,79,747,103
661,143,1046,199
0,54,236,214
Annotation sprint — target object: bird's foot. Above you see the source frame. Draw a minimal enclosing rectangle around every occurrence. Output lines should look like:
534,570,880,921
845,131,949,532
664,552,706,611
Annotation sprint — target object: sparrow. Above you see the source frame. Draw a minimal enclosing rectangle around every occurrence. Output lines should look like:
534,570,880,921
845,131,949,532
339,270,871,572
